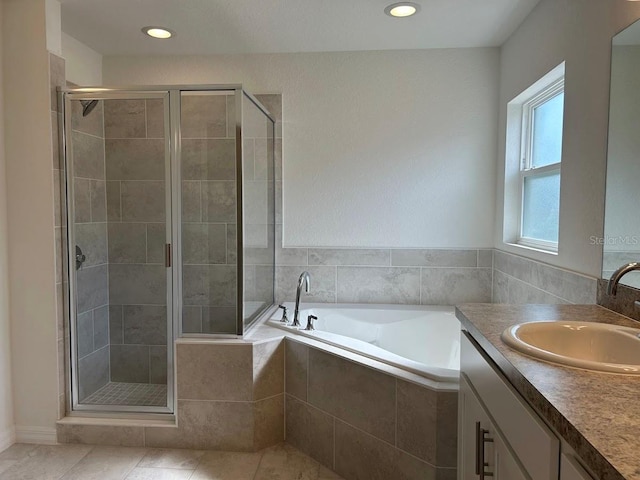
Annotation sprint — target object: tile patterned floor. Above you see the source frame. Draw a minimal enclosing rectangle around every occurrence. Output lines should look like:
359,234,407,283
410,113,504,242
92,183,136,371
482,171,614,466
82,383,168,407
0,442,344,480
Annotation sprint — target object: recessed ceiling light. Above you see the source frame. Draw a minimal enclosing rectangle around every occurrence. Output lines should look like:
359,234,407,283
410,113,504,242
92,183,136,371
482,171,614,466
142,26,174,39
384,2,421,18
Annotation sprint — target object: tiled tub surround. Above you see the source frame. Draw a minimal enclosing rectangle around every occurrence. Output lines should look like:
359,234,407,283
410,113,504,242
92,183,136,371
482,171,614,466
57,329,458,480
104,98,169,386
285,339,457,480
71,90,111,402
58,337,286,452
275,248,494,305
492,249,598,305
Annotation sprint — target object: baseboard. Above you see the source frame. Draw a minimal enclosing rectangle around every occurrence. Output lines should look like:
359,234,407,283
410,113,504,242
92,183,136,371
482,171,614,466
15,426,57,444
0,425,16,451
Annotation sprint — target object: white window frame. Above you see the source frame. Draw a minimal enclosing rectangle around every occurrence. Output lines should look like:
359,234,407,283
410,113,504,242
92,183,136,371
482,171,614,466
517,78,564,251
503,62,565,255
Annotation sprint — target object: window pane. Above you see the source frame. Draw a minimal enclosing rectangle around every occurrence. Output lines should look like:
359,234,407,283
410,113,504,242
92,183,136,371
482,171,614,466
531,92,564,168
522,171,560,243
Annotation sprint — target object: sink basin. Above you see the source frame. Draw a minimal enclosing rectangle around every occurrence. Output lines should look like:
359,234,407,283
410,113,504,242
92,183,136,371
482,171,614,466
501,321,640,374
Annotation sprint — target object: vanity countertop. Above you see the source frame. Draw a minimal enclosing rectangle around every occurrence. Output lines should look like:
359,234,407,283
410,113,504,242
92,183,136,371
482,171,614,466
455,303,640,480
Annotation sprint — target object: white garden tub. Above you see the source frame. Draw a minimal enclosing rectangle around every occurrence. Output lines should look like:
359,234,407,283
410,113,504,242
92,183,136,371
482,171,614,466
268,303,460,383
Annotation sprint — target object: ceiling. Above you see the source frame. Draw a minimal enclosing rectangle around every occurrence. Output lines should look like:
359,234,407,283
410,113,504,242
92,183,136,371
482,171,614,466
60,0,541,56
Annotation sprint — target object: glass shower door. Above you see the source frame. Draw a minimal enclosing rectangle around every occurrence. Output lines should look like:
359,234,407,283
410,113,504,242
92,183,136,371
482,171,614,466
65,91,173,412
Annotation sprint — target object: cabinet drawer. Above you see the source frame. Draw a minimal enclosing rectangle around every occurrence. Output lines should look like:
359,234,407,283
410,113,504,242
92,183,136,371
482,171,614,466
461,331,559,480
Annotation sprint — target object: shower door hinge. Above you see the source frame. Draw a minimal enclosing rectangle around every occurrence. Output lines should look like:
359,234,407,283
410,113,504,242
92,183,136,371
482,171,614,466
165,243,172,268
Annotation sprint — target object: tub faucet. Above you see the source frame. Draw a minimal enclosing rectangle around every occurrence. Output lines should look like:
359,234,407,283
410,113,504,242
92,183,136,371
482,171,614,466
607,262,640,296
293,271,311,327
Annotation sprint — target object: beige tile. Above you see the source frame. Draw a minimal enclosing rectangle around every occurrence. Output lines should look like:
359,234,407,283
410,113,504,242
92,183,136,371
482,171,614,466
0,461,17,475
334,421,436,480
121,181,166,223
138,448,204,469
181,94,227,139
145,400,253,451
0,443,39,461
254,394,285,451
50,53,65,112
436,391,458,469
125,467,193,480
285,340,308,401
60,446,146,479
182,138,236,181
146,99,165,139
105,139,166,181
308,349,396,444
0,444,91,480
71,99,104,137
254,443,319,480
285,395,334,469
177,343,252,401
73,131,106,180
396,380,437,464
191,450,262,480
336,267,420,304
105,99,146,139
57,424,145,447
318,466,344,480
253,339,284,400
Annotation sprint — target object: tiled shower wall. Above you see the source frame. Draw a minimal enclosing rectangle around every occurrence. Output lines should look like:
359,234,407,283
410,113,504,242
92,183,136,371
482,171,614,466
71,90,110,401
181,93,238,334
104,99,168,385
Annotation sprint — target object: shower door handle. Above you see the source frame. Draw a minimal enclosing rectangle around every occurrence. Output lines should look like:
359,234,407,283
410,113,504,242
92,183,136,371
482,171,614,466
165,244,172,268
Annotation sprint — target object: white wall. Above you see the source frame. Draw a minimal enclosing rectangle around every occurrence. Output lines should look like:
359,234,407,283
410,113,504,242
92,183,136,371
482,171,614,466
0,0,14,453
3,0,59,442
494,0,640,277
61,32,102,85
103,49,499,248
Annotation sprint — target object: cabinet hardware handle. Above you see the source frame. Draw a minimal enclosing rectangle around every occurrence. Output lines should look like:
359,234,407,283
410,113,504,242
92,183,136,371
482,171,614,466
475,421,494,479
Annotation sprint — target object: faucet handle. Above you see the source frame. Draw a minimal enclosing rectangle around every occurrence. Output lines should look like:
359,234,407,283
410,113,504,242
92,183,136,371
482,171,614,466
278,304,288,323
304,315,317,331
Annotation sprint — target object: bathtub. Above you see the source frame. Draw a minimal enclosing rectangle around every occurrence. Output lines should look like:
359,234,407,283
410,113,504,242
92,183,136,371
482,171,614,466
268,303,460,383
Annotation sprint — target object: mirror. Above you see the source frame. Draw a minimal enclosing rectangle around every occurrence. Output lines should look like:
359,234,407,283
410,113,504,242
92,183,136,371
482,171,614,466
603,18,640,289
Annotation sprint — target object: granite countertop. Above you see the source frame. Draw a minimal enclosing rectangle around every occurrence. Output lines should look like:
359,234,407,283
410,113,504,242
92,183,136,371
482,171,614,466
455,304,640,480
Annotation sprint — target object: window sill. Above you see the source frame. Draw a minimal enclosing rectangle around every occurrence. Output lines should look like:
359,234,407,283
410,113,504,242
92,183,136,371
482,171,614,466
504,242,559,256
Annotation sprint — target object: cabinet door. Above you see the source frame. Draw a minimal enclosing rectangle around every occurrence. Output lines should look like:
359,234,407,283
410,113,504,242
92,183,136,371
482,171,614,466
459,374,529,480
560,454,594,480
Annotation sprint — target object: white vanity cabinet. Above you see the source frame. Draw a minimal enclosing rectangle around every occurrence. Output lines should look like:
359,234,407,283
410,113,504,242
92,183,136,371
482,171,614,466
459,331,560,480
560,454,595,480
459,374,529,480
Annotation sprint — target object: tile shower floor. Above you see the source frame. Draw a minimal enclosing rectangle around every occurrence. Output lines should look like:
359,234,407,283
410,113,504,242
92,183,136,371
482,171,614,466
82,383,167,407
0,442,344,480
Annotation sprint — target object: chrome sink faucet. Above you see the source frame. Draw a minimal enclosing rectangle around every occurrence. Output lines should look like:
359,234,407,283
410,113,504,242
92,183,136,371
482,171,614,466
607,262,640,296
293,271,311,327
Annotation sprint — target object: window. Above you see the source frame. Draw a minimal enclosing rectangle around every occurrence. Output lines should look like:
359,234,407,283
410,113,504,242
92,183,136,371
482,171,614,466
504,63,565,253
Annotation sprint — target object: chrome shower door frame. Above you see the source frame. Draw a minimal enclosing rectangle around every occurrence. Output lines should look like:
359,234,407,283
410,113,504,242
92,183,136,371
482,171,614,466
61,88,175,415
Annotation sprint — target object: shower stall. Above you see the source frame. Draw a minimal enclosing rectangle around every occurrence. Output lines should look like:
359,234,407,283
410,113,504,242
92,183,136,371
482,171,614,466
59,85,276,414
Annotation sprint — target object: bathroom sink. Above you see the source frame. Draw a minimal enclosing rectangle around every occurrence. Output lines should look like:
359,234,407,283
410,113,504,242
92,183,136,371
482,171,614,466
501,321,640,374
